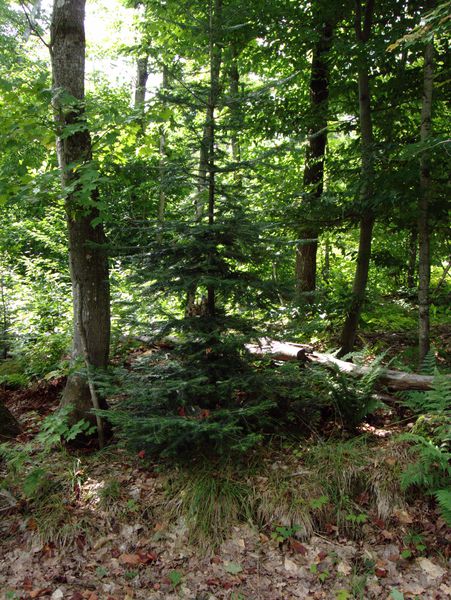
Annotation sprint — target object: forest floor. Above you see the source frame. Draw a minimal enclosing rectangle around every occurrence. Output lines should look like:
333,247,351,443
1,355,450,600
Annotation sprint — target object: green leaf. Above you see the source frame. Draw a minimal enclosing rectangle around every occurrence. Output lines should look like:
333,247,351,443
390,590,404,600
168,570,182,588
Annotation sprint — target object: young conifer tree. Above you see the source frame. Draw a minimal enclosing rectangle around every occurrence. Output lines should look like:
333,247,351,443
104,0,280,457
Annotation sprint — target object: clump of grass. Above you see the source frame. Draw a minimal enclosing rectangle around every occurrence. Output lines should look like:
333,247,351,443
162,437,409,548
252,437,406,538
166,460,253,548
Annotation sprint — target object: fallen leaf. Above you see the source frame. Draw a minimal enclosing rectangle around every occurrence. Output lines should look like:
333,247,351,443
119,553,142,565
416,557,446,579
317,550,328,561
290,540,308,556
27,517,38,531
337,562,352,576
23,576,33,591
375,567,388,577
393,508,413,524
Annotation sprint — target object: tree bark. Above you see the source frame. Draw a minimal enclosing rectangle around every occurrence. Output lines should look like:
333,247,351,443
418,33,434,367
134,55,149,134
50,0,110,425
295,21,333,301
338,0,375,357
0,401,20,440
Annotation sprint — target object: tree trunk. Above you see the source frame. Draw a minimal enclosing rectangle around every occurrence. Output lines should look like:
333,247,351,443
134,55,149,134
229,46,242,175
338,0,375,357
186,0,222,317
407,227,417,288
50,0,110,425
157,64,169,235
295,21,333,302
418,35,434,367
0,401,20,440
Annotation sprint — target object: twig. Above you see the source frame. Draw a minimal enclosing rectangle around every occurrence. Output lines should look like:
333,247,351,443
19,0,52,52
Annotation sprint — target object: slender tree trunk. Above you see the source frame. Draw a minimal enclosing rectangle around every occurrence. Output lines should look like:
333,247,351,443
295,21,333,302
0,274,9,359
134,55,149,134
407,228,417,288
206,0,222,318
229,47,242,172
186,0,222,317
158,65,169,233
50,0,110,425
418,35,434,366
338,0,375,357
323,234,331,283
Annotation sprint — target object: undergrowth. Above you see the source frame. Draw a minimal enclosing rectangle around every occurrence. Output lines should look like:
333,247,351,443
163,437,408,549
399,370,451,524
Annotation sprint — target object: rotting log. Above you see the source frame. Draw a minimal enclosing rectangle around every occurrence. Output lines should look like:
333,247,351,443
245,338,441,391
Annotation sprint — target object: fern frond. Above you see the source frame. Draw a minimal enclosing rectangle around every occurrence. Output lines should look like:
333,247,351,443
435,489,451,526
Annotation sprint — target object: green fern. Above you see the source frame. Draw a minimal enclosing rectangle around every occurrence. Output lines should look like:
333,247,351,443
400,371,451,523
434,489,451,526
309,353,385,429
420,347,436,376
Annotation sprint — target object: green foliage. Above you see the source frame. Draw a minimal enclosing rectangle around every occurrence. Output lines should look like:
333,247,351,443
168,570,183,589
38,405,96,447
400,372,451,524
305,355,385,430
271,524,300,543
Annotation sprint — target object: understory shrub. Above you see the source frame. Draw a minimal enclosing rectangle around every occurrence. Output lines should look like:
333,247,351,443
102,341,384,459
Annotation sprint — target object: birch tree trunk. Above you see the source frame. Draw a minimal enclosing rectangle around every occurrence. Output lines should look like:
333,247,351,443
134,55,149,134
50,0,110,425
338,0,375,357
418,34,434,366
295,21,333,302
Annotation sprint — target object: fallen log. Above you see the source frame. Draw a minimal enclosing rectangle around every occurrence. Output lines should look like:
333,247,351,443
245,338,442,391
